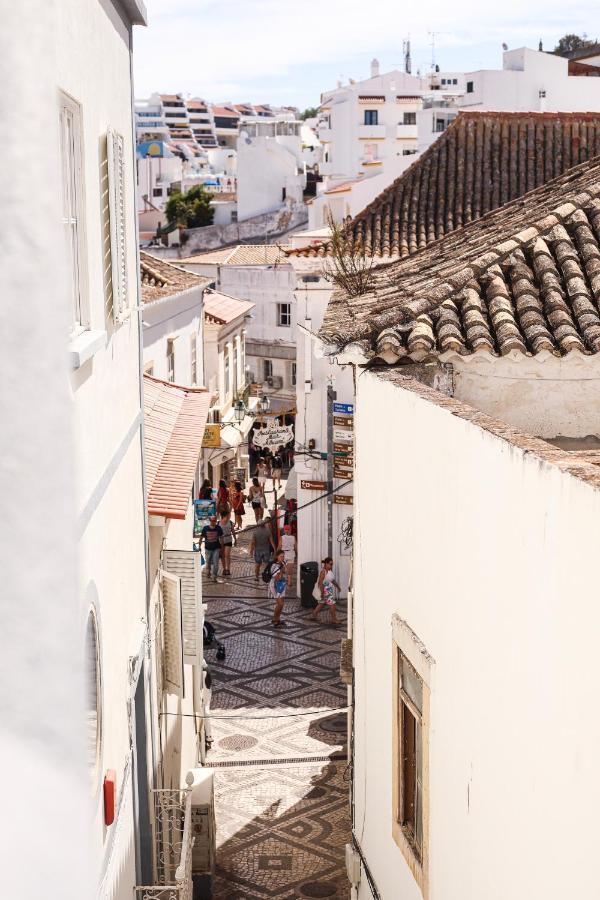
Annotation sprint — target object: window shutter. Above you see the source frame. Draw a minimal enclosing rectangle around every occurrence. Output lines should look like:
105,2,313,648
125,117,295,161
162,550,202,665
106,127,128,322
160,570,184,697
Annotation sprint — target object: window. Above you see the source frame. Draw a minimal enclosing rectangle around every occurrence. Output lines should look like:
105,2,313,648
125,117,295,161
398,652,423,857
224,352,230,397
403,112,417,125
167,339,175,382
107,128,128,322
291,362,297,386
153,187,163,197
231,210,238,223
392,617,431,896
59,92,87,330
282,187,287,202
435,118,446,133
85,609,102,782
364,109,378,126
263,359,273,379
466,81,474,93
277,303,292,327
232,345,238,395
190,333,197,385
452,78,458,85
441,78,446,85
402,149,418,156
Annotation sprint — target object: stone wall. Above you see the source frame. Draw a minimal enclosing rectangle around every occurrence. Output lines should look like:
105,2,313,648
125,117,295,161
181,204,308,254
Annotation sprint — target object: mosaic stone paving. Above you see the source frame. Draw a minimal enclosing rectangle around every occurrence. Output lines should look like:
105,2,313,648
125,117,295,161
203,494,351,899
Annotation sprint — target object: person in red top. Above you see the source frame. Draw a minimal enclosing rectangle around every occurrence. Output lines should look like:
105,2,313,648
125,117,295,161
216,479,230,515
231,481,246,530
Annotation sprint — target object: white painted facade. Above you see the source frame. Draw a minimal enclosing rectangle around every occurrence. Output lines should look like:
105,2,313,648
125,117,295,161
236,119,306,222
292,269,354,593
142,283,206,386
179,254,298,405
459,47,600,112
351,368,600,900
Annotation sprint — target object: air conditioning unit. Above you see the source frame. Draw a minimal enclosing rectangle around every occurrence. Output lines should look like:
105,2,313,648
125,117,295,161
271,375,283,389
264,376,274,388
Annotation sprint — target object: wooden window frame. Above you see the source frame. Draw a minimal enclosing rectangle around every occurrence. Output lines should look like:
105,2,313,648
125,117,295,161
392,615,433,898
277,302,292,327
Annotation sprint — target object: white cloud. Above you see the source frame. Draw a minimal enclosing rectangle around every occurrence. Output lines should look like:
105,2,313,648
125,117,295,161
134,0,599,104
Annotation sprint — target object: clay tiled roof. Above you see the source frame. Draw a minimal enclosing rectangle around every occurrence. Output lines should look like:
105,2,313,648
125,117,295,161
212,106,240,119
179,245,290,266
140,252,211,303
291,111,600,258
144,376,212,519
320,157,600,360
203,290,254,324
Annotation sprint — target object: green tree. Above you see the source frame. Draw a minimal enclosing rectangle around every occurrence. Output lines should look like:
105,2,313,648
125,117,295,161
553,33,596,55
165,184,214,229
300,107,319,120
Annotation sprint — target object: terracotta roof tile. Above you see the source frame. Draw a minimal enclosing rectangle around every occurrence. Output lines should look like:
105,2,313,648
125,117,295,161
320,157,600,359
144,376,213,520
290,111,600,258
203,290,254,324
179,245,290,266
140,251,211,303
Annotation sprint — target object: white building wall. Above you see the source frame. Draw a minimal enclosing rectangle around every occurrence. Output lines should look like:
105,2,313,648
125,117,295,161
353,370,600,900
236,131,305,221
58,1,148,896
293,272,354,593
142,287,205,386
460,47,600,112
449,352,600,438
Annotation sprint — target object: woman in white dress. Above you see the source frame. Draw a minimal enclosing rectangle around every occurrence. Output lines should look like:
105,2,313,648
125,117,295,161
310,557,341,625
278,524,296,579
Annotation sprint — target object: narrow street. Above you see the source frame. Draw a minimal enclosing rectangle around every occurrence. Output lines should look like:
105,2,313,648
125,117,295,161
202,485,351,900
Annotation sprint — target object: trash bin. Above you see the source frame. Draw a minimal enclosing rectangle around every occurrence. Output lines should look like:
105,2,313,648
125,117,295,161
300,561,319,608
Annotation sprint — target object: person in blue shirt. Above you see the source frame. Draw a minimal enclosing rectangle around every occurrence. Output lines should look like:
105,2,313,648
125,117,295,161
200,516,223,582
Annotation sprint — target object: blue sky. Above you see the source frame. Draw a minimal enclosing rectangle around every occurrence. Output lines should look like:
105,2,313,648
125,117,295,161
133,0,600,110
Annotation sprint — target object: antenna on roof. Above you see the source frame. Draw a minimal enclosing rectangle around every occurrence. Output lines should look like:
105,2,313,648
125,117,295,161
403,38,412,74
502,42,508,51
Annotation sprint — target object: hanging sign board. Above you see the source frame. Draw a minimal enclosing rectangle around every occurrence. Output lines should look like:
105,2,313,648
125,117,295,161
333,429,353,444
301,479,327,491
334,494,353,505
333,402,354,415
333,415,354,428
193,499,217,536
253,422,294,451
202,424,221,448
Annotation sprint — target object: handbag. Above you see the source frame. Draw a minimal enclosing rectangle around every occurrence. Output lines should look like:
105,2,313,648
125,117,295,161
312,583,322,602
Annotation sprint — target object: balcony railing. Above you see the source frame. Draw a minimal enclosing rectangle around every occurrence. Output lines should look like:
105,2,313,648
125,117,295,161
134,789,193,900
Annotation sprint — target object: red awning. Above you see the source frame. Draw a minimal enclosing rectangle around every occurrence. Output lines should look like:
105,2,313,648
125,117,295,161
144,375,212,519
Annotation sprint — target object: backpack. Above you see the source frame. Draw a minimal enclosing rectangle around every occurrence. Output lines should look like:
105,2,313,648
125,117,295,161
261,561,274,583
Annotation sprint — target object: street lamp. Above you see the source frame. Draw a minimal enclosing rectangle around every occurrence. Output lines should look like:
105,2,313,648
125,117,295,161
257,394,271,415
233,399,246,423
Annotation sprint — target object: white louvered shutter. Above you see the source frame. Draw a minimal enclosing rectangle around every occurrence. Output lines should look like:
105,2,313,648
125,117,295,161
162,550,203,665
106,127,128,322
160,570,184,697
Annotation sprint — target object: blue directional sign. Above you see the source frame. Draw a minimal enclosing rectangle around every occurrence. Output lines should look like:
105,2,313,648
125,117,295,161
332,402,354,415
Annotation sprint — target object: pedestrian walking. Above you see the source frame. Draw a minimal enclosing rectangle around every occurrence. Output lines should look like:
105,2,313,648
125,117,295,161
248,477,265,523
277,523,296,579
219,509,235,577
256,457,269,489
199,478,212,500
231,480,246,530
267,549,287,627
216,479,230,515
310,557,341,625
249,518,275,581
200,515,223,582
271,448,283,490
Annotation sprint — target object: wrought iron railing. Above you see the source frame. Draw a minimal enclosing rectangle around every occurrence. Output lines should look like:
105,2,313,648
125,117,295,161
134,789,193,900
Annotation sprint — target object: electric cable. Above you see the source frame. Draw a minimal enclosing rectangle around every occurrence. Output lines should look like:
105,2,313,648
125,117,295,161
159,706,350,721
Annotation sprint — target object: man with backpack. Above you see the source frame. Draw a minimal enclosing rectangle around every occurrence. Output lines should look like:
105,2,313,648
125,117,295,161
264,549,287,627
249,518,276,581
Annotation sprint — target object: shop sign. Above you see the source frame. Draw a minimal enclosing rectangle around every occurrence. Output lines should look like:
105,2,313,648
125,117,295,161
333,415,354,428
301,479,327,491
193,499,216,536
334,494,353,505
253,422,294,451
333,402,354,415
202,424,221,448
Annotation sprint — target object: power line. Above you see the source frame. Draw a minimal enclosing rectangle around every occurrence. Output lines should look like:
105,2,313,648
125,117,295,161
159,706,350,721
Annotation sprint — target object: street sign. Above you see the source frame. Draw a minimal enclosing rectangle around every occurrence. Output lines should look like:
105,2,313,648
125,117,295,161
333,415,354,428
334,494,353,505
333,402,354,415
202,424,221,448
301,479,327,491
333,442,353,454
333,429,353,443
334,466,353,480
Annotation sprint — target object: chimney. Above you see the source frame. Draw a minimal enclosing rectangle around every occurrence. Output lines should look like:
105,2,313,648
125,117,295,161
371,58,380,78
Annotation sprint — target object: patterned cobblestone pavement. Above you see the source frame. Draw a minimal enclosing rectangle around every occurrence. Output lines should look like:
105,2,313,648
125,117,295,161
203,492,351,899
